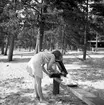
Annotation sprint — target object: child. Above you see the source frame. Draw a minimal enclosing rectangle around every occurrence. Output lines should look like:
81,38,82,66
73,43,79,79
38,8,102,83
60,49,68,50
26,50,63,102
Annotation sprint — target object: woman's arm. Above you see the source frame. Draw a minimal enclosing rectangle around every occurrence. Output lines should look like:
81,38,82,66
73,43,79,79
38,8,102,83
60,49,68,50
47,55,55,69
42,64,50,75
47,55,58,73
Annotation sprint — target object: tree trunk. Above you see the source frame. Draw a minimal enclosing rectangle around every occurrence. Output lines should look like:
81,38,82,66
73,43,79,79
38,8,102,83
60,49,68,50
1,34,4,54
83,0,88,60
62,25,65,54
39,17,45,51
35,18,45,54
83,43,87,60
8,35,15,61
4,36,10,55
1,42,4,55
95,34,98,52
35,29,40,54
83,27,87,60
50,34,54,51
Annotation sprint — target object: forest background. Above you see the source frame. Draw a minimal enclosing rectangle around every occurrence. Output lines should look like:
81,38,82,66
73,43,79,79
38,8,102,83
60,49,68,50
0,0,104,61
0,0,104,105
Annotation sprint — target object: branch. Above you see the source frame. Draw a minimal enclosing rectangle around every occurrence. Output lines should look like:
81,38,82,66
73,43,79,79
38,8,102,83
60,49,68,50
43,10,63,16
25,1,47,15
24,2,41,15
34,0,40,4
31,6,41,14
34,0,44,4
45,20,58,25
32,0,46,8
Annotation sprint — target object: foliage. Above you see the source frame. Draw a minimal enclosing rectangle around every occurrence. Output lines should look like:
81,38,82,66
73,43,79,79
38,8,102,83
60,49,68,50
0,0,104,53
16,26,37,49
91,2,104,16
89,0,104,39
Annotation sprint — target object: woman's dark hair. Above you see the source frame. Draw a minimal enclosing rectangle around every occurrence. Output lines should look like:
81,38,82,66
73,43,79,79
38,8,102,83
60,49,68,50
52,50,62,60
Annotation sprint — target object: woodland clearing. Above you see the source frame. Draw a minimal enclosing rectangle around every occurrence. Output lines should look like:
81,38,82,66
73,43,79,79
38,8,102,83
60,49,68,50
0,50,104,105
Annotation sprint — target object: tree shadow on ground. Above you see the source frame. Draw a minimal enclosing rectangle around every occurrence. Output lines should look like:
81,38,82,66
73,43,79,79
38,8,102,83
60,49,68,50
64,57,104,82
65,51,104,56
0,57,31,63
0,77,86,105
63,57,83,64
13,52,34,56
68,68,104,82
42,84,86,105
2,93,34,105
64,56,104,99
12,58,31,63
0,52,33,63
0,59,9,63
0,77,34,105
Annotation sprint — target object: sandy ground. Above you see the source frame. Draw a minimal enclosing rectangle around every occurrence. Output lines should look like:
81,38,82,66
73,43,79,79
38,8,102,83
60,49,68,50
0,50,104,105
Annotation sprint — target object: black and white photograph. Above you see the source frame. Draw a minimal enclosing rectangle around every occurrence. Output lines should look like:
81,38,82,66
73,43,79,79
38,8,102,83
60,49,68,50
0,0,104,105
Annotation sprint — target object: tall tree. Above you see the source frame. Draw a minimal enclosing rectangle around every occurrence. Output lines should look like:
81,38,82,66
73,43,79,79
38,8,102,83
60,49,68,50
0,0,9,54
2,0,20,61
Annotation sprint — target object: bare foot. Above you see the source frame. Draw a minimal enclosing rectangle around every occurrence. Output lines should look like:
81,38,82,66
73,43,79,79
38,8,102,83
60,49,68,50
39,98,48,104
35,96,40,100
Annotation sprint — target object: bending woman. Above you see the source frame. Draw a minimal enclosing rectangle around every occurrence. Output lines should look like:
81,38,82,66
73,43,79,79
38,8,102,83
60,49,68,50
26,50,63,102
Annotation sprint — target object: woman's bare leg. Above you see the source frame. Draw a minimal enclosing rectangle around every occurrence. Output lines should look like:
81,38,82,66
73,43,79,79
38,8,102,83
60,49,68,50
35,76,44,101
34,78,40,100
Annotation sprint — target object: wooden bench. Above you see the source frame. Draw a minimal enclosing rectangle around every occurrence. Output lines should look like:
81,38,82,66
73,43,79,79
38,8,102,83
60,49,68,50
53,78,104,105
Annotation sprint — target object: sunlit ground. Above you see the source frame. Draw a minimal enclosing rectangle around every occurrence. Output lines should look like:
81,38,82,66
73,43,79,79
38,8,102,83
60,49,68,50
0,50,104,105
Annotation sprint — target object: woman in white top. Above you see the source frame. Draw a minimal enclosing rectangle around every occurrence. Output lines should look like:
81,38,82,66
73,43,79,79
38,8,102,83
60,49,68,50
27,50,62,102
